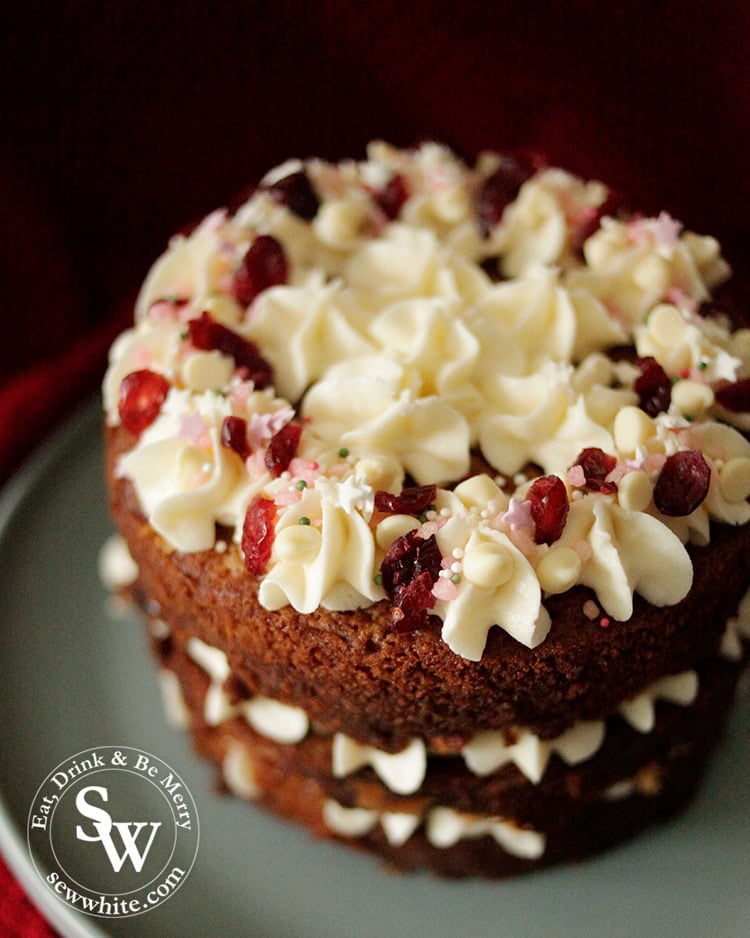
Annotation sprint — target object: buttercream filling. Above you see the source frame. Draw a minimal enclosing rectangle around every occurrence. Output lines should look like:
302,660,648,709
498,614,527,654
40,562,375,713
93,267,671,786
98,534,139,590
183,638,720,794
320,799,546,858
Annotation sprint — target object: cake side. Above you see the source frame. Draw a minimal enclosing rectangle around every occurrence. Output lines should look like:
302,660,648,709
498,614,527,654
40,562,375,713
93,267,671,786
108,433,750,749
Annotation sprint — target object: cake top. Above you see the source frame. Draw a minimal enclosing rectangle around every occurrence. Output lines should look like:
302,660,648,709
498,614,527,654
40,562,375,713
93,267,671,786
104,141,750,660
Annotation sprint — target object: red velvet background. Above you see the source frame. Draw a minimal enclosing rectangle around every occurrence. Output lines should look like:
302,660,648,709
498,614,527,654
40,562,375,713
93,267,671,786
1,2,748,932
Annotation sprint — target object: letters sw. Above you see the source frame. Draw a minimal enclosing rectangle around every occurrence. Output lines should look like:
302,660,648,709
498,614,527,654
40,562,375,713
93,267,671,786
75,786,161,873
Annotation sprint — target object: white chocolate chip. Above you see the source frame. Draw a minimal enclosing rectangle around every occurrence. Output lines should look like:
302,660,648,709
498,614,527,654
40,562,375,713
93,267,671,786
719,456,750,503
376,514,419,551
314,198,368,249
274,524,322,563
432,186,470,223
671,379,714,417
536,547,581,594
453,474,504,510
613,406,656,455
462,542,513,589
730,328,750,361
182,350,235,391
647,304,687,346
201,293,243,325
618,470,653,512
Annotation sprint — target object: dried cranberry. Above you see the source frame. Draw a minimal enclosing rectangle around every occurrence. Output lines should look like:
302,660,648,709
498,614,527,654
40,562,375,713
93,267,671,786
477,154,540,238
380,530,442,630
635,356,672,417
653,450,711,516
573,448,618,494
231,234,288,307
187,312,273,389
265,422,303,477
221,416,250,460
118,369,170,436
265,170,320,220
374,484,437,515
525,475,569,545
241,496,277,574
715,378,750,413
376,174,409,220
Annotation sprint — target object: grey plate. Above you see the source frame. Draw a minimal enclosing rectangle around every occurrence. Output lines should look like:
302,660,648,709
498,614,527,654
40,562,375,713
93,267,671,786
1,400,749,938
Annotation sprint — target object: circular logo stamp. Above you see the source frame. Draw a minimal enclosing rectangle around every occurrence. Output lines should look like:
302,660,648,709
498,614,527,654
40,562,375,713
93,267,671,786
27,746,199,918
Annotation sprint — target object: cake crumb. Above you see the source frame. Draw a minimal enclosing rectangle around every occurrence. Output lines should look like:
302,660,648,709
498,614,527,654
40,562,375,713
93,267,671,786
583,600,600,620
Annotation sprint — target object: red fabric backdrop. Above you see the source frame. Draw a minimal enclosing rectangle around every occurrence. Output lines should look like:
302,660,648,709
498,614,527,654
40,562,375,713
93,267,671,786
1,2,748,932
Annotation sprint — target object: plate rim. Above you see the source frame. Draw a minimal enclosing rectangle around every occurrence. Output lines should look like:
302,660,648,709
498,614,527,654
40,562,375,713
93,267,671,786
0,397,748,937
0,399,110,938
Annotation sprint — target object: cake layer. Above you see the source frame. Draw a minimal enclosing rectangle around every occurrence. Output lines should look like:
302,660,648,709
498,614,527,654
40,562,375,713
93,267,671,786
147,605,746,835
109,438,750,750
149,618,746,877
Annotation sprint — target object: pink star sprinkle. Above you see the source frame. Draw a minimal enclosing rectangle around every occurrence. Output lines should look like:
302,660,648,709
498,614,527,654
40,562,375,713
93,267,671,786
432,577,459,602
178,412,210,448
245,450,268,481
501,497,535,531
650,211,682,246
288,458,320,485
274,488,302,507
248,406,294,449
567,465,586,488
665,286,698,314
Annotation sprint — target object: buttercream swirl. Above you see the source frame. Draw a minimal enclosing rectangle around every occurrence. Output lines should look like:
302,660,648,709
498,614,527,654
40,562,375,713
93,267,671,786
259,479,384,612
556,497,693,621
566,214,730,326
495,168,608,277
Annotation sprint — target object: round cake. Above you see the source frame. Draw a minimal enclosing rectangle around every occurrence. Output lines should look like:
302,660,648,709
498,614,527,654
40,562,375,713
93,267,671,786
101,141,750,877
